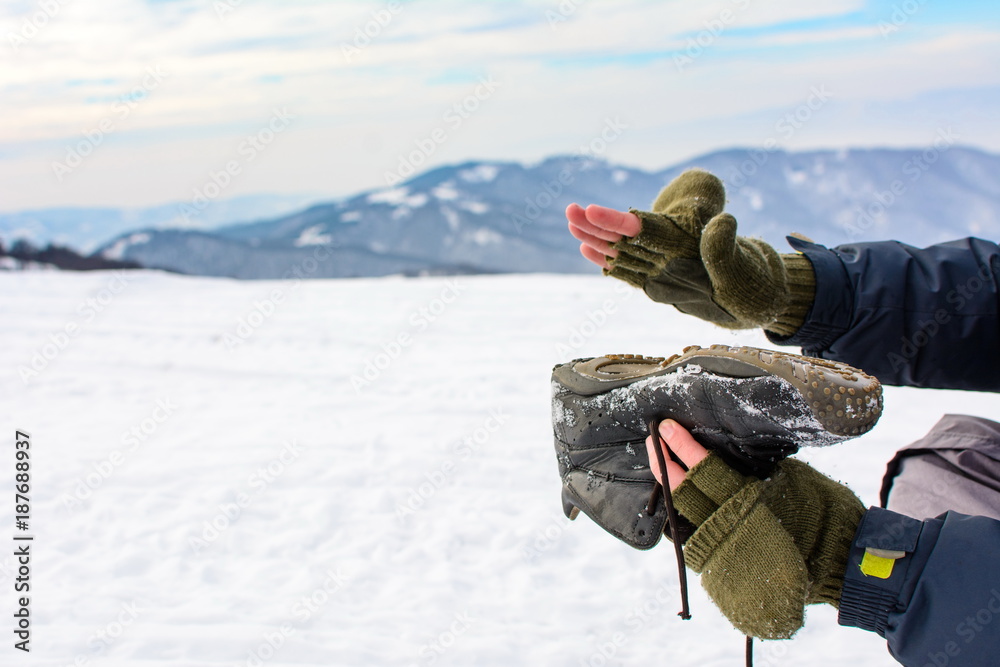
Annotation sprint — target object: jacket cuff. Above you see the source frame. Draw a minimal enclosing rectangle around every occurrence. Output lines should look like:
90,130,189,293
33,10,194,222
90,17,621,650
765,237,855,353
837,507,924,637
766,253,816,337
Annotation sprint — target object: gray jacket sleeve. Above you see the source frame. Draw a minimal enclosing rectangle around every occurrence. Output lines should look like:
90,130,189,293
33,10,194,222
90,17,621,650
766,236,1000,391
839,507,1000,666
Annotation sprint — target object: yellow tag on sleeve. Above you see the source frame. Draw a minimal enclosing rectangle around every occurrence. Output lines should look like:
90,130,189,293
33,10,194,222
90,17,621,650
860,551,895,579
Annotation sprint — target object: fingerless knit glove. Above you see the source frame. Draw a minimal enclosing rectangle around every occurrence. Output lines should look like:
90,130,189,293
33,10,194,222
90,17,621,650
606,169,815,336
672,454,865,639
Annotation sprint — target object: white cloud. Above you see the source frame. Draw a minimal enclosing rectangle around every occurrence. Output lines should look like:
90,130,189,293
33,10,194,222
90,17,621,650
0,0,998,209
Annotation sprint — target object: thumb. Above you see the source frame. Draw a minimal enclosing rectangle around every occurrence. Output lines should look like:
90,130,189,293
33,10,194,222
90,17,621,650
699,213,739,281
653,169,727,232
700,213,787,328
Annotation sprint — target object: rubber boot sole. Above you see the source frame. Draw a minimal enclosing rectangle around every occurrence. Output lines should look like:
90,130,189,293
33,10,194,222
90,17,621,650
551,345,883,549
559,345,882,438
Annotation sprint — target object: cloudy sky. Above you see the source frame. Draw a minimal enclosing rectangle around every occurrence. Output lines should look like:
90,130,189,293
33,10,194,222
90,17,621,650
2,0,999,211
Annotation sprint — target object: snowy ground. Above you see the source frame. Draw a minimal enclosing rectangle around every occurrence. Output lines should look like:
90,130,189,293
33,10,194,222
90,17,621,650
5,269,1000,667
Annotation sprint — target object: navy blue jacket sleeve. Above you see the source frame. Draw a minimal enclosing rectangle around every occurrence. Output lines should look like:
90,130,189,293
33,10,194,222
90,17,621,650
839,507,1000,666
766,237,1000,391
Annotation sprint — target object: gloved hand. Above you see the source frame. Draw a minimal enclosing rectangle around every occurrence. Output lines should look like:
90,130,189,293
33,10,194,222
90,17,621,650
606,169,816,336
646,420,865,639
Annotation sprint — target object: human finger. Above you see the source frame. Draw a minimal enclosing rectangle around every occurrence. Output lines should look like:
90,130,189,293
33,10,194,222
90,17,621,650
579,243,612,269
645,432,690,491
565,203,588,228
584,204,641,237
568,222,619,258
568,211,625,243
658,420,709,472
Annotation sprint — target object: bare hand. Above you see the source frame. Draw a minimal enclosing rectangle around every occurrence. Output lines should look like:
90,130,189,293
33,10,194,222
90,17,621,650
644,419,709,491
566,203,641,270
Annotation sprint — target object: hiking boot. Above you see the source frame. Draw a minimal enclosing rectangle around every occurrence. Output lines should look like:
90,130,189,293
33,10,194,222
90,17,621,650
552,344,882,549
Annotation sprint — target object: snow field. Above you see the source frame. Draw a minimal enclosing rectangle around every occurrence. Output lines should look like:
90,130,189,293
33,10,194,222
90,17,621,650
4,270,1000,667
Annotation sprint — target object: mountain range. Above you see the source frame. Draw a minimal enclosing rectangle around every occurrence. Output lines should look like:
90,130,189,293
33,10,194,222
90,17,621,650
0,193,322,255
17,146,1000,279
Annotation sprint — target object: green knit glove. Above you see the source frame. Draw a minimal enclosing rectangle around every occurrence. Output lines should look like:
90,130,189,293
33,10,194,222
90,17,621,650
672,454,865,639
605,169,815,336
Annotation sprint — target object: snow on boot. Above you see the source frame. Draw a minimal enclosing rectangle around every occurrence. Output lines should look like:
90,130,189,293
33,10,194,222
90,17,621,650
551,344,882,549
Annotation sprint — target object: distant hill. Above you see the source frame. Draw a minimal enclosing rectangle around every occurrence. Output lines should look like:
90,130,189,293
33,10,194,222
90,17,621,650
86,146,1000,279
0,193,324,254
0,238,144,272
